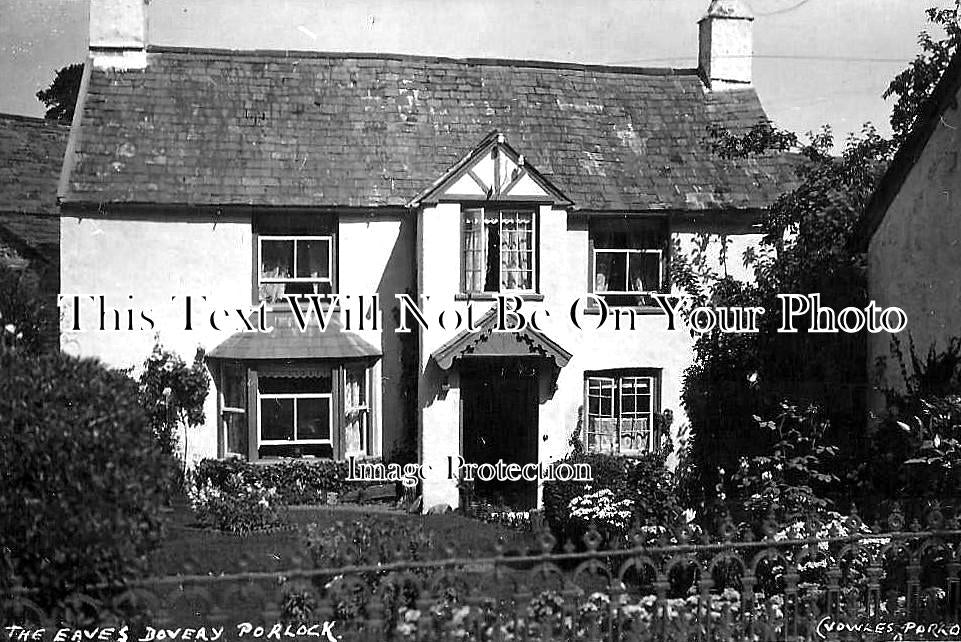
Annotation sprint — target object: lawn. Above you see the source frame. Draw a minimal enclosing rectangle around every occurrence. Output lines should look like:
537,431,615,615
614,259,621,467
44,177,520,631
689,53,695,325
147,498,539,578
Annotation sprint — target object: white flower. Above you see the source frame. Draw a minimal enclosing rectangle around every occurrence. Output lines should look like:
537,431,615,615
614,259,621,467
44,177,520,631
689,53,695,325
3,323,15,335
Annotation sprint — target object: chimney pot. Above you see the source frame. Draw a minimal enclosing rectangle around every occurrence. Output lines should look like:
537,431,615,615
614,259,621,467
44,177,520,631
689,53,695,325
89,0,149,70
698,0,754,89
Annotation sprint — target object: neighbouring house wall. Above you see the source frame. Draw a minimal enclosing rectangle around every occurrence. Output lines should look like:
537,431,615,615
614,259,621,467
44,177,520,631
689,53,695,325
416,202,762,509
60,211,253,464
867,93,961,411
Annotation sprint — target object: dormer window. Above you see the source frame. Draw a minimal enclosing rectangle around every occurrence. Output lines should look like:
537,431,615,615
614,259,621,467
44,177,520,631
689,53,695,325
258,236,333,304
462,207,536,294
254,213,337,306
590,218,668,307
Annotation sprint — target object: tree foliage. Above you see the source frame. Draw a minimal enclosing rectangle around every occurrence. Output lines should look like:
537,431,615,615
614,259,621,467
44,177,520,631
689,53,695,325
885,2,961,142
678,3,961,513
36,62,83,122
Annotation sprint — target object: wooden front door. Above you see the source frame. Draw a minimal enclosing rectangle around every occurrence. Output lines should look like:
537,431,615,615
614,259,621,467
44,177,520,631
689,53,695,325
461,359,539,509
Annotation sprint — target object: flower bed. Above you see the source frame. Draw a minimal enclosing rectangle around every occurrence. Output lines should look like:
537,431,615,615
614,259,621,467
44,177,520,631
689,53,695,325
191,458,355,505
187,474,286,534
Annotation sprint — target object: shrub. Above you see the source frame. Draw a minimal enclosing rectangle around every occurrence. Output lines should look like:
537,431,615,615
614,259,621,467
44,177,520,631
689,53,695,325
0,262,56,355
730,402,839,526
0,347,175,607
191,458,353,505
187,474,285,534
137,342,210,470
543,443,679,547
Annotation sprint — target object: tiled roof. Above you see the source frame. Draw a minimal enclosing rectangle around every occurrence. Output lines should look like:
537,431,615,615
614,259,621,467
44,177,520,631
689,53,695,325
207,313,381,360
0,213,59,263
0,113,69,215
61,47,794,211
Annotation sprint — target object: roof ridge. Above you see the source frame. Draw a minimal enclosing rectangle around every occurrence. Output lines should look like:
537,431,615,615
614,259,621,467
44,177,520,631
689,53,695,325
0,112,69,127
145,44,700,76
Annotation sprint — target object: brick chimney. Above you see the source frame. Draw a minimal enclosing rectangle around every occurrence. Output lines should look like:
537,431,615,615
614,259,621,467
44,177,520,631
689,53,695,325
698,0,754,89
89,0,148,69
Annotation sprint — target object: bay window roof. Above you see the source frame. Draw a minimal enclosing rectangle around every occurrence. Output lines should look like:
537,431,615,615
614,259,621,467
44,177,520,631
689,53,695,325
207,312,381,361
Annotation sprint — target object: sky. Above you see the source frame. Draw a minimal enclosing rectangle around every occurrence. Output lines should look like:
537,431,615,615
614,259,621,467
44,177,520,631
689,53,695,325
0,0,950,142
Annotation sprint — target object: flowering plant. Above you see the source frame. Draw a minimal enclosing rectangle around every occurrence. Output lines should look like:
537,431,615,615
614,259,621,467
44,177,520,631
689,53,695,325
138,341,210,472
187,472,285,533
568,488,634,538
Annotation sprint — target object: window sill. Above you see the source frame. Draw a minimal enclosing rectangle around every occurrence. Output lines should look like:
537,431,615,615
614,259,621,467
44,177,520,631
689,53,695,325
454,293,545,302
585,450,655,459
581,305,664,316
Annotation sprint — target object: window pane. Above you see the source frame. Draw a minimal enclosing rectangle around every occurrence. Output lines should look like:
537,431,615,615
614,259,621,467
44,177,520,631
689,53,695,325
297,397,330,440
259,375,331,395
345,367,367,408
500,211,534,290
261,240,293,279
595,252,627,292
296,239,330,279
282,281,333,298
462,209,485,292
484,219,500,292
587,417,617,453
629,252,662,292
345,410,367,454
620,417,652,452
224,411,247,455
261,398,294,440
222,364,246,408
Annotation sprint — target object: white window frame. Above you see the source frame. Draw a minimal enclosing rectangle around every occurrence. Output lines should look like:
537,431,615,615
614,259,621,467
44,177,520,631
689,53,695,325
461,207,537,294
257,392,333,446
258,235,334,303
343,366,371,458
220,363,247,456
584,374,656,455
592,248,664,295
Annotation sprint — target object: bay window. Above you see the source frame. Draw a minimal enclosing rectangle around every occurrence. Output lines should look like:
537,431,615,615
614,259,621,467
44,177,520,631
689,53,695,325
462,207,536,293
584,370,660,455
215,361,376,460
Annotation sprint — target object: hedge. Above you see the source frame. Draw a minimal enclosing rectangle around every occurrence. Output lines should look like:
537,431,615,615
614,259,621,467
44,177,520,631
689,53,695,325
191,458,354,505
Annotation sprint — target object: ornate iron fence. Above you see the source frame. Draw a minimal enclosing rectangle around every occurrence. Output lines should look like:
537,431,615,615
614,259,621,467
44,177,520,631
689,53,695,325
5,506,961,641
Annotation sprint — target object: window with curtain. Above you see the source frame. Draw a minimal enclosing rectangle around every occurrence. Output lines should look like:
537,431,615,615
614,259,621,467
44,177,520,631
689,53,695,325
462,208,535,293
590,218,668,307
584,371,659,455
258,236,333,305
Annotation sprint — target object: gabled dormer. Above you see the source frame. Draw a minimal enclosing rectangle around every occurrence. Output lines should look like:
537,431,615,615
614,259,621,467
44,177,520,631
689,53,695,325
413,133,571,298
409,131,571,207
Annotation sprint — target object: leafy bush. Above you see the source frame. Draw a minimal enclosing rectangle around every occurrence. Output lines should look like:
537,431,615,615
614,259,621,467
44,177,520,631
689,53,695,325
137,342,210,468
192,457,352,505
187,474,285,534
0,347,175,607
730,402,839,525
0,262,56,355
543,439,679,547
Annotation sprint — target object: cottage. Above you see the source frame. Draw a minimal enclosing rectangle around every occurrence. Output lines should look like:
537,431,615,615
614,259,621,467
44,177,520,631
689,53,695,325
0,113,68,348
854,51,961,412
59,0,791,509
